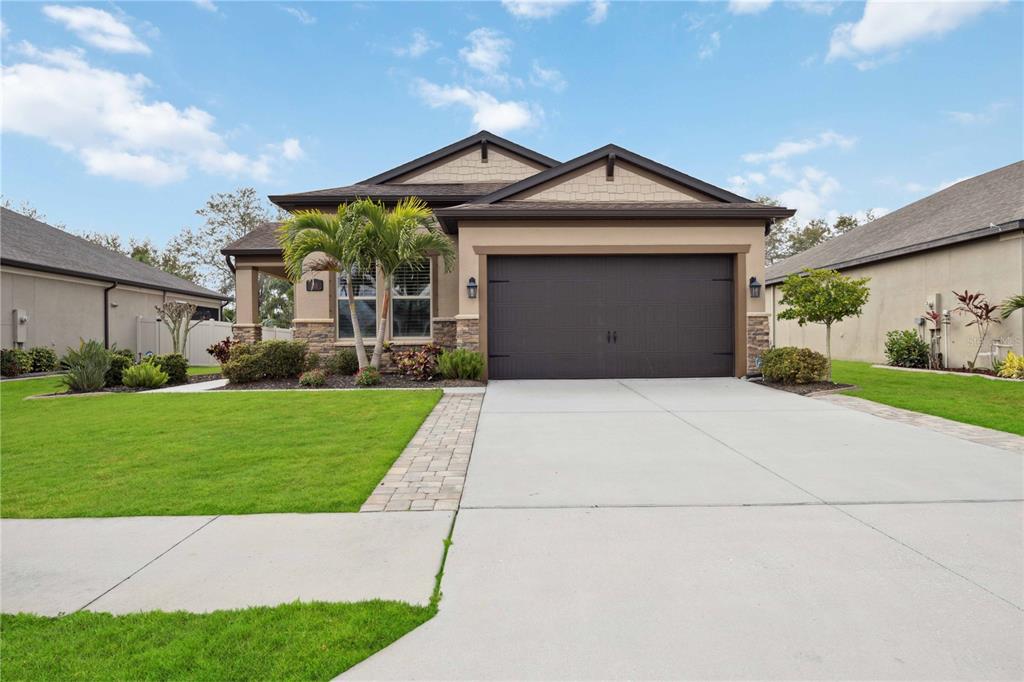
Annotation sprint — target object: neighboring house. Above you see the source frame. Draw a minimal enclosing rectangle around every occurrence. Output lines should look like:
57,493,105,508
767,162,1023,369
1,208,228,355
223,131,794,380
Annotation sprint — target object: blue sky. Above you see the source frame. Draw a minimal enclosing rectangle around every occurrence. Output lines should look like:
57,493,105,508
2,0,1021,244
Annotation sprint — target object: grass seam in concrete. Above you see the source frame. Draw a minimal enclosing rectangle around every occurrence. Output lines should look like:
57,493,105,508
459,498,1024,511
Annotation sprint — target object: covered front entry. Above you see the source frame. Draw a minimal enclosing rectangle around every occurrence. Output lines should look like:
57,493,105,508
486,254,735,379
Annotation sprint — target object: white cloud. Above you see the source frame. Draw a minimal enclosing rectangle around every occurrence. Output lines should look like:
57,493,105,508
2,43,285,185
698,31,721,60
776,165,841,218
1,19,8,39
587,0,609,25
281,6,316,25
742,130,855,163
529,60,567,92
193,0,218,12
277,138,304,161
945,101,1008,125
501,0,573,20
393,29,439,58
42,5,150,55
728,0,774,15
790,1,837,15
725,171,766,195
828,1,1004,63
460,28,514,85
414,79,539,134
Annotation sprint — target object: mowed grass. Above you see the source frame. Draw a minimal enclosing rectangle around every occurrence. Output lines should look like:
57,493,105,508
0,600,435,681
187,365,222,375
832,360,1024,436
1,378,441,517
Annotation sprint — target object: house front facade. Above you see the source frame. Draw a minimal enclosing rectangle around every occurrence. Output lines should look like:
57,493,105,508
222,132,794,380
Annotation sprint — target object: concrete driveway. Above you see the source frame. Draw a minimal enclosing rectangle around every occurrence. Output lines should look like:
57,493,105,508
347,378,1024,680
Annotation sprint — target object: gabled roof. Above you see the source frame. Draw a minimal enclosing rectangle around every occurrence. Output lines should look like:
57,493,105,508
1,208,228,301
222,221,282,256
359,130,559,184
268,182,509,210
472,144,755,205
766,161,1024,284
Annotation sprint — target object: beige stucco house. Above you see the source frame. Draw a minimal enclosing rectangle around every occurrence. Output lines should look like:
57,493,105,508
767,161,1023,370
1,207,228,355
223,131,794,380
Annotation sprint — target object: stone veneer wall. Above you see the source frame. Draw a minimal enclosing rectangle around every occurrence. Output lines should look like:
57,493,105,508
232,324,262,344
746,313,770,375
433,318,457,349
455,318,480,351
293,321,335,357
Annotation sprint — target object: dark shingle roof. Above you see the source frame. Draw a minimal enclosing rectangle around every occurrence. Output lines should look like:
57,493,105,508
766,161,1024,283
1,208,228,300
436,201,795,216
269,182,510,208
222,221,283,254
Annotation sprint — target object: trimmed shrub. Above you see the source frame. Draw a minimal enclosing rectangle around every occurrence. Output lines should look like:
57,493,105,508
150,353,188,385
105,348,135,386
299,368,327,387
1,348,31,377
393,343,443,381
997,351,1024,379
122,362,169,389
884,329,930,368
761,346,828,384
61,340,111,392
325,348,359,376
258,341,307,379
438,348,484,380
206,337,236,364
27,346,59,373
355,366,381,387
305,352,321,371
222,354,265,384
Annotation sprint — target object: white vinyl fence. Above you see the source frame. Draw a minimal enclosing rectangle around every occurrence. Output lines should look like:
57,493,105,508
135,317,292,366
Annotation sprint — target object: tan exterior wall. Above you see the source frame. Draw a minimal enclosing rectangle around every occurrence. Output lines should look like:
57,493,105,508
393,147,546,184
511,161,716,203
766,232,1024,369
1,265,223,354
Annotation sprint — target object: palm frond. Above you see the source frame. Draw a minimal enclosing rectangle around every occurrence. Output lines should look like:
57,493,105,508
1001,293,1024,320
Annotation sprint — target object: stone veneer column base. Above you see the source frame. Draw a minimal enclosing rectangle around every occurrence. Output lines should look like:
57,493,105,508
746,313,770,375
433,318,457,349
455,317,480,351
293,320,335,357
232,324,262,344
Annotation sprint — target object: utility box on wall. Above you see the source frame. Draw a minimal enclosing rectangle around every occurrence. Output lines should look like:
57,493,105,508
12,309,29,345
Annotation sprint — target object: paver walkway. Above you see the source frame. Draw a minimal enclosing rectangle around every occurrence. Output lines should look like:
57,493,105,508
361,392,484,512
347,378,1024,680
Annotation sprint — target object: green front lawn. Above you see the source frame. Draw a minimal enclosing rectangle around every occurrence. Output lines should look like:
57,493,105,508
187,365,222,375
832,360,1024,436
1,378,441,517
0,600,434,681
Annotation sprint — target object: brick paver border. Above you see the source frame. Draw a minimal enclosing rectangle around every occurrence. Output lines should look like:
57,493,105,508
361,391,484,512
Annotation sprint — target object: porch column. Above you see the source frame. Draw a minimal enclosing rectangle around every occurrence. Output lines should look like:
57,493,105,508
232,266,262,344
292,254,335,357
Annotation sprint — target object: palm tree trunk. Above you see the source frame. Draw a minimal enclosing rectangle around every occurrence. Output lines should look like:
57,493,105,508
345,273,369,369
371,278,391,369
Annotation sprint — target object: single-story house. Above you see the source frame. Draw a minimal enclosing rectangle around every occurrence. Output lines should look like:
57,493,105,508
767,161,1023,369
1,207,229,354
223,131,795,380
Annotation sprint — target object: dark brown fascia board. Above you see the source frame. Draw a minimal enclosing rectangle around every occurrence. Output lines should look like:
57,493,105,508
471,144,756,205
1,257,231,302
220,247,283,256
358,131,559,185
435,206,796,219
269,194,485,210
765,219,1023,285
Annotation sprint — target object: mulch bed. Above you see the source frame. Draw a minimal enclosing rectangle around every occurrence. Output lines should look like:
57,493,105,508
751,379,856,396
217,373,484,391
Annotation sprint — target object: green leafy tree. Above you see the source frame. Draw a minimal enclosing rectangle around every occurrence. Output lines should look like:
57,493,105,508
785,218,832,256
776,268,871,381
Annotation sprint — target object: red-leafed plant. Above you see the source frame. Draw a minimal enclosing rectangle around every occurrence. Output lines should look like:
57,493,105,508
207,337,236,364
952,290,1001,369
923,309,943,368
393,343,443,381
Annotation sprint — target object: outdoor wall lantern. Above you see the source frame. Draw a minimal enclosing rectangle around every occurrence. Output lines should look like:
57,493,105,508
749,276,762,299
467,276,478,299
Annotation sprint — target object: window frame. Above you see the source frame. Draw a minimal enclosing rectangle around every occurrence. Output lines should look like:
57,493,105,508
336,265,377,340
390,259,433,341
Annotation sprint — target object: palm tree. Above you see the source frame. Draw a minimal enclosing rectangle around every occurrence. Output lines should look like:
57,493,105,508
277,205,374,368
349,197,456,369
1001,293,1024,320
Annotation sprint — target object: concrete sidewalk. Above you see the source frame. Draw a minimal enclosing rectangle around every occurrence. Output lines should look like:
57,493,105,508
1,512,452,615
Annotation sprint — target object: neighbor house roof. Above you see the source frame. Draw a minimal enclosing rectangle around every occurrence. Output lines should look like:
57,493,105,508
1,207,228,300
766,161,1024,284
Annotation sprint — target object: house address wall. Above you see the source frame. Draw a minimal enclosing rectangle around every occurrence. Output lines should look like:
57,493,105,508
766,232,1024,369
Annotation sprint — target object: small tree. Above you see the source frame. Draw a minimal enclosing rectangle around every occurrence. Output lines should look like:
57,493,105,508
952,290,1001,369
155,301,202,355
777,268,871,381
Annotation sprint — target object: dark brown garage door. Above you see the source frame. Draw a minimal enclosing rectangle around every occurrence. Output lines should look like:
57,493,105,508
487,254,735,379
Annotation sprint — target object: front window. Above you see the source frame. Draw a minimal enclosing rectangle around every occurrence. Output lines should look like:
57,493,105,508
391,260,432,338
338,266,377,338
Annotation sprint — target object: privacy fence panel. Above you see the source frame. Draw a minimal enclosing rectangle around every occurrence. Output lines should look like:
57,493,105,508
135,317,292,365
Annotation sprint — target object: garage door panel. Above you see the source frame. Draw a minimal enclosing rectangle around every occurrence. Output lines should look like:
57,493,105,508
488,255,734,379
